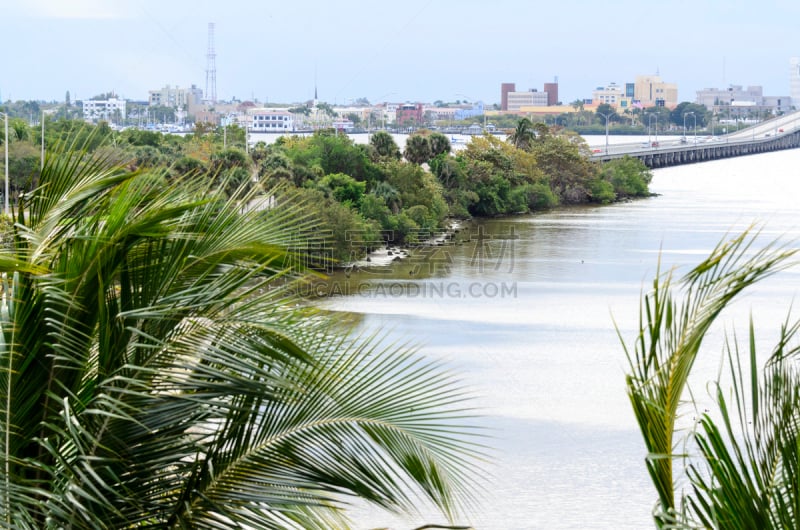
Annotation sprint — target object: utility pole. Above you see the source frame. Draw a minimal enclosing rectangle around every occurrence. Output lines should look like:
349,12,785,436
205,23,217,104
41,111,45,170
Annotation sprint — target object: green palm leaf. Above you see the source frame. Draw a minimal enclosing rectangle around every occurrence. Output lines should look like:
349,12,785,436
0,137,481,529
623,229,798,528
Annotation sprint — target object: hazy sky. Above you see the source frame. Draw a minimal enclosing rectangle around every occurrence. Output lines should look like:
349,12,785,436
4,0,799,106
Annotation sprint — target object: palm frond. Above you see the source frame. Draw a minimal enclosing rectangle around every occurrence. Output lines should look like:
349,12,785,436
0,134,481,528
622,228,797,527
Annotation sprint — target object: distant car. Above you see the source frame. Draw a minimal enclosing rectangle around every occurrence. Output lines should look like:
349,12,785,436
679,137,687,144
592,148,602,153
651,141,660,147
779,128,784,132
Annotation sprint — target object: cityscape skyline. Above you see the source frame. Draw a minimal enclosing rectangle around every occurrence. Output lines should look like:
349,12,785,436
4,0,800,106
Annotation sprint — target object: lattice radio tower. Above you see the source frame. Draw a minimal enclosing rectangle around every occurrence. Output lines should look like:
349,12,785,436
204,23,217,104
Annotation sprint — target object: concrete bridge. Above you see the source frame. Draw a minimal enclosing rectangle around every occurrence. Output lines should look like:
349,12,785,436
591,111,800,168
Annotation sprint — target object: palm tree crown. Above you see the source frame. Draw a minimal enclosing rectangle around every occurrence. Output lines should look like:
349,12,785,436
624,229,800,529
0,137,480,528
507,118,536,150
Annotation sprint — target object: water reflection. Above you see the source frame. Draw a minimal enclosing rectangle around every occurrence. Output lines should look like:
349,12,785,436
316,148,800,530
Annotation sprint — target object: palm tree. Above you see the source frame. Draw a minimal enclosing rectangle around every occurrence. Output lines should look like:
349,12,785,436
403,133,432,165
372,181,402,214
507,118,535,150
368,130,400,160
623,229,799,528
0,137,480,528
428,132,452,157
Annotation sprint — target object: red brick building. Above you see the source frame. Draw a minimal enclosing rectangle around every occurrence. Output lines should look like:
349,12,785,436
501,83,516,111
543,82,559,106
395,103,424,127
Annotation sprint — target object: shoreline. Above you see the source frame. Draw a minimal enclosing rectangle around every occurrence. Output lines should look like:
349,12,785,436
346,219,465,269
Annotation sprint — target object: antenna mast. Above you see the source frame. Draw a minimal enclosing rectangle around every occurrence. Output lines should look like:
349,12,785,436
205,23,217,104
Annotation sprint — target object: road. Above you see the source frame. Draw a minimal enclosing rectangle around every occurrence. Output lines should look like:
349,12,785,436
589,110,800,157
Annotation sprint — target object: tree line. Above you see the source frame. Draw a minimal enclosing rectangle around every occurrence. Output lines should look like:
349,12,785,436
0,116,652,261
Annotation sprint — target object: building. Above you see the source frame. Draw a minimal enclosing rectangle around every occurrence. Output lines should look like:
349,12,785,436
425,107,457,122
395,103,424,127
82,97,126,123
497,105,577,117
331,118,355,131
591,83,624,106
454,101,484,120
249,108,294,132
506,90,549,111
501,81,559,112
501,83,515,111
633,74,678,107
790,57,800,108
148,84,203,109
695,85,792,117
762,95,792,113
543,82,559,106
625,83,635,98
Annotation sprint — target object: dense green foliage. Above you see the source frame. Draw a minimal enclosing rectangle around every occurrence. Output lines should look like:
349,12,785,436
0,118,651,263
0,139,481,528
624,230,800,529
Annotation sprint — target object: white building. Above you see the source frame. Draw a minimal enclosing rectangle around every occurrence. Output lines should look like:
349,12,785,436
82,97,126,123
506,90,549,111
591,83,625,106
695,85,792,115
380,103,399,126
249,109,294,132
790,57,800,109
331,119,355,131
148,84,203,109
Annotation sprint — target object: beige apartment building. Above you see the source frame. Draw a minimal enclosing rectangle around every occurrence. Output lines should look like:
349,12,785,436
633,75,678,107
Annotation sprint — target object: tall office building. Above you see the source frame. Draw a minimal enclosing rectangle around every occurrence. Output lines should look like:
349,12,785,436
501,83,515,111
790,57,800,108
543,82,558,106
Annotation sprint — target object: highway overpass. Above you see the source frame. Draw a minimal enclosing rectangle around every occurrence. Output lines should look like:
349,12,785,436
590,110,800,168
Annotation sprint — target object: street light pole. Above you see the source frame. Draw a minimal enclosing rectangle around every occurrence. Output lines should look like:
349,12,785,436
648,114,658,147
599,112,612,154
683,113,688,140
654,114,658,146
2,112,8,216
41,111,45,170
684,112,695,143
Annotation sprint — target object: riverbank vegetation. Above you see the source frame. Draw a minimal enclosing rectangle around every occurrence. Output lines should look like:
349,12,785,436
1,117,652,261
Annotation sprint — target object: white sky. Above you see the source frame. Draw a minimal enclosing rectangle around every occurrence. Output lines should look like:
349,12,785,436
3,0,799,105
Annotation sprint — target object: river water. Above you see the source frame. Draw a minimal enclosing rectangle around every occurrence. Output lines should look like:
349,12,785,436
316,147,800,529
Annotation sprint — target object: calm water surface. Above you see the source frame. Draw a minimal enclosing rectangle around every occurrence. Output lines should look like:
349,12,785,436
318,148,800,529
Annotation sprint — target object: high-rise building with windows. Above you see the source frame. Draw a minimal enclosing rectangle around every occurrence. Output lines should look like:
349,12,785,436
790,57,800,108
633,75,678,107
148,85,203,109
501,83,515,111
543,82,558,106
82,97,126,123
506,90,549,111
